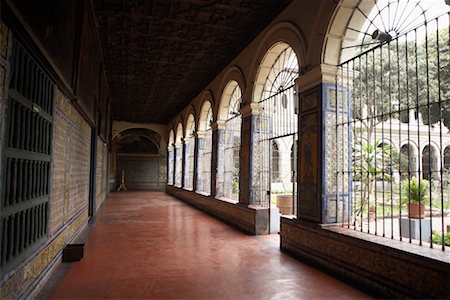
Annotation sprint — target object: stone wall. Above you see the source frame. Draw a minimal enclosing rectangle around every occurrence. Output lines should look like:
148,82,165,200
0,89,91,299
96,137,108,210
117,154,166,190
167,186,269,234
281,218,450,299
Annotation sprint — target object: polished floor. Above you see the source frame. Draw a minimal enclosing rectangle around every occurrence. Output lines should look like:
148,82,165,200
47,191,371,299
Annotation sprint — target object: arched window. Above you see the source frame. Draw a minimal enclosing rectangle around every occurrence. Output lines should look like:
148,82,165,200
217,82,242,201
444,146,450,170
400,144,417,179
197,102,213,195
254,43,299,207
184,114,195,190
326,0,450,246
174,123,183,187
167,130,174,185
272,141,280,182
422,145,438,180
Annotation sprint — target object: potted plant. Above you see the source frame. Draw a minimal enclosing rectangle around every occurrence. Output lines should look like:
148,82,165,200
401,177,429,219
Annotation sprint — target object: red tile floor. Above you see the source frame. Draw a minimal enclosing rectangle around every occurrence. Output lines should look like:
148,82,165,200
46,191,372,299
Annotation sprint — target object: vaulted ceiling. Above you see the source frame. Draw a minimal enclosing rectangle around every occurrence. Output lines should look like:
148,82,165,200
93,0,293,124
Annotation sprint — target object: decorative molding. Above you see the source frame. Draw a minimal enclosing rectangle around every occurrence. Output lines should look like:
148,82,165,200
296,64,338,93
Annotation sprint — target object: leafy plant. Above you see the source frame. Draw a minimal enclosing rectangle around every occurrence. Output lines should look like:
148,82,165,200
401,177,429,205
432,231,450,246
352,140,399,222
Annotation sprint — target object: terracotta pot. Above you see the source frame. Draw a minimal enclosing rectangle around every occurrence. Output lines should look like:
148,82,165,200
408,203,426,219
276,194,293,215
369,207,376,220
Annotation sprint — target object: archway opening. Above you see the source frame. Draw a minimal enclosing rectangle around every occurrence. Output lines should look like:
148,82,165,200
196,101,213,195
184,114,196,191
324,0,450,249
253,42,299,233
217,81,242,201
114,128,166,190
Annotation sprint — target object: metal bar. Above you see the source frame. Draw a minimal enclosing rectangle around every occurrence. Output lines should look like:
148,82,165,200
424,21,433,248
8,100,15,148
7,215,14,261
11,159,17,206
373,49,378,236
1,217,8,266
5,158,11,207
14,212,20,257
388,41,394,240
20,211,25,252
33,160,38,198
437,14,446,251
414,29,422,245
17,159,22,203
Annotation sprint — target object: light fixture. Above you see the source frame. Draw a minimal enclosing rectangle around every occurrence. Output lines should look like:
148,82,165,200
372,29,392,42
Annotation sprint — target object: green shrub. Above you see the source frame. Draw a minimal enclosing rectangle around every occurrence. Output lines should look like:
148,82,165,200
432,231,450,246
401,177,429,205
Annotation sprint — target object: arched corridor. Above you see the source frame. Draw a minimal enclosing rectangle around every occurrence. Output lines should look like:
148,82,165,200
43,191,369,299
1,0,449,298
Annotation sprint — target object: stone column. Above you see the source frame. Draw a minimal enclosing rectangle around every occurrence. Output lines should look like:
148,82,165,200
296,64,352,224
212,120,226,198
192,133,199,192
172,143,176,185
181,138,186,188
239,103,262,206
195,131,205,192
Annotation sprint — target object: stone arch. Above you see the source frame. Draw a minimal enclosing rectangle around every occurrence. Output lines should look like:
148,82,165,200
175,122,184,145
198,99,213,131
444,145,450,170
218,80,242,122
113,121,168,150
217,66,246,121
322,0,446,65
249,22,306,104
422,144,439,180
183,105,197,132
168,130,174,147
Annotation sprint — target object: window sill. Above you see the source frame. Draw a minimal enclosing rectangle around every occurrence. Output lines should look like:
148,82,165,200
215,197,238,205
324,225,450,265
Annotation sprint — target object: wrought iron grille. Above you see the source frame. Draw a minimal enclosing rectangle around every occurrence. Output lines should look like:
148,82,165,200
335,10,450,251
256,45,299,208
222,85,242,201
197,108,212,194
1,40,54,270
184,119,195,191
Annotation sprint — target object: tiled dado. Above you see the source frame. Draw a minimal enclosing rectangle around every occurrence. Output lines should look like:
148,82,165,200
280,218,450,299
0,209,88,300
167,186,269,235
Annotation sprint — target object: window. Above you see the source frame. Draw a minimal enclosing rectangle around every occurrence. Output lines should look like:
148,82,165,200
196,102,212,194
332,0,450,250
254,43,299,207
174,123,183,187
1,41,54,270
184,115,195,190
167,130,174,185
217,82,242,201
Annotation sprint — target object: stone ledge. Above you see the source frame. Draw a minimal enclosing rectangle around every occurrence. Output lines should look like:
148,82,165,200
167,186,269,234
280,217,450,299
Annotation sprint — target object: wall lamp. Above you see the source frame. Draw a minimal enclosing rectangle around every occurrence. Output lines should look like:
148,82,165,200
372,29,392,42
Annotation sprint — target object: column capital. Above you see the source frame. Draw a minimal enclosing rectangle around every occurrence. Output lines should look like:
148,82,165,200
239,102,261,117
211,120,226,130
196,131,206,139
295,64,338,93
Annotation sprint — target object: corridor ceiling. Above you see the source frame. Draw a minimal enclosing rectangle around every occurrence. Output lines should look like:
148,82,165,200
93,0,293,123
